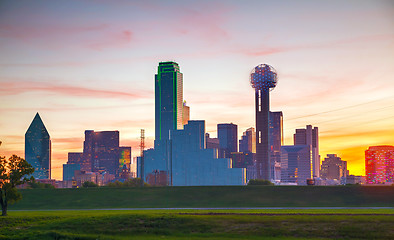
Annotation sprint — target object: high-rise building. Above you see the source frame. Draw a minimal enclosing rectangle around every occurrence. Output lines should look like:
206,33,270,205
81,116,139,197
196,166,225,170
182,101,190,126
85,130,119,174
218,123,238,158
67,130,132,177
294,125,320,178
280,145,312,185
239,127,256,153
63,163,80,181
141,121,246,186
269,111,283,181
320,154,348,180
250,64,278,180
25,113,51,179
155,61,183,141
205,133,220,158
365,146,394,184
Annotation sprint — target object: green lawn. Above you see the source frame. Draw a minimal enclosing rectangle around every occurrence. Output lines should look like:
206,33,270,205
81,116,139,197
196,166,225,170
1,209,393,239
10,185,394,210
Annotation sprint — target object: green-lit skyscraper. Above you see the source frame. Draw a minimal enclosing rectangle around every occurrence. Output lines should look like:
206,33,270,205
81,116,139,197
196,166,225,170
155,61,183,140
25,112,51,179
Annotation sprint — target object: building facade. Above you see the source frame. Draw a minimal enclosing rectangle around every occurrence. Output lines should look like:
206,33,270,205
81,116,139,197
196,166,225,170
217,123,238,158
365,145,394,184
294,125,320,178
320,154,348,180
280,145,312,185
155,61,183,141
25,113,51,179
63,163,80,181
239,127,256,154
141,121,246,186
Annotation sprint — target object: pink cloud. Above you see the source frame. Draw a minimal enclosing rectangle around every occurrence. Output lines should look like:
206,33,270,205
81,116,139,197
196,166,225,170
242,34,394,56
0,80,152,99
0,23,133,50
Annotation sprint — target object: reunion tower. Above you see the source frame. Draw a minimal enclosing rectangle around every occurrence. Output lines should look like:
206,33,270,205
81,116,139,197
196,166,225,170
250,64,278,180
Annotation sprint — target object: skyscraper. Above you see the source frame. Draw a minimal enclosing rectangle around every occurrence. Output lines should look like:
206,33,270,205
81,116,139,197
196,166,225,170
281,145,311,185
217,123,238,158
294,125,320,178
250,64,278,180
269,111,283,181
84,130,120,175
320,154,348,180
365,146,394,184
155,61,183,141
142,120,246,186
66,130,131,177
182,101,190,126
25,113,51,179
239,127,256,154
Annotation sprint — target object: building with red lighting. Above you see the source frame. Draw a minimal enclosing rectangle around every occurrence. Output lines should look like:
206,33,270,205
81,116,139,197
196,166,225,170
365,145,394,184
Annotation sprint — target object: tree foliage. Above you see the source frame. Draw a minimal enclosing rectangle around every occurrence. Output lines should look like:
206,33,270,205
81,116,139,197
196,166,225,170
82,181,98,188
28,180,55,189
107,178,148,188
0,155,34,216
247,179,274,186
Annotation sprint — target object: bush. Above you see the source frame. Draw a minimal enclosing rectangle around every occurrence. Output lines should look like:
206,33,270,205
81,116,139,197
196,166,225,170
28,181,55,189
247,179,274,186
107,178,149,187
82,181,98,188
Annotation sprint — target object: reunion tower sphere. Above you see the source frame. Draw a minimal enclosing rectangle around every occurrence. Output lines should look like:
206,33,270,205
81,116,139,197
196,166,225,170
250,64,278,91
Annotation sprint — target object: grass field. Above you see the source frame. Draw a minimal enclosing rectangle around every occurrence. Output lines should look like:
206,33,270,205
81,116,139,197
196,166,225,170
1,209,394,239
10,185,394,210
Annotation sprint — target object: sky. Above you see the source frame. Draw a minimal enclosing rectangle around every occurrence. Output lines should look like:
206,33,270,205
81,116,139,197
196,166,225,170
0,0,393,180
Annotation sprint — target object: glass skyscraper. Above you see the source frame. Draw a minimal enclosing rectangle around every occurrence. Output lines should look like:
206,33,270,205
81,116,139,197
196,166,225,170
155,61,183,141
217,123,238,159
25,113,51,179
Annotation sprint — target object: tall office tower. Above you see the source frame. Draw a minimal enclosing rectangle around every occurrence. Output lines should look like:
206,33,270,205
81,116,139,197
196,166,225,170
239,127,256,153
84,130,120,175
155,61,183,140
294,125,320,178
269,111,283,181
25,113,51,179
269,111,283,153
320,154,348,180
63,163,80,181
365,146,394,184
281,145,312,185
182,101,190,126
68,152,87,170
218,123,238,158
142,120,246,186
250,64,278,180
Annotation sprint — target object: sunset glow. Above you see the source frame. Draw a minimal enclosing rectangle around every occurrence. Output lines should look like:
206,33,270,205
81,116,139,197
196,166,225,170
0,0,393,180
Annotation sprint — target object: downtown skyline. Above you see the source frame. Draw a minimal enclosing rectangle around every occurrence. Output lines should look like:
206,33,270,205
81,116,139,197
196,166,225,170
0,0,393,180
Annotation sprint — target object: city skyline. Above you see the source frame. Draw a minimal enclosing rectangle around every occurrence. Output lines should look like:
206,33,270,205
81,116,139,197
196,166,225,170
0,0,393,180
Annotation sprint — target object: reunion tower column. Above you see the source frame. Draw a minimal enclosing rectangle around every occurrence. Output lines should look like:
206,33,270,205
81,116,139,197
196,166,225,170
250,64,278,180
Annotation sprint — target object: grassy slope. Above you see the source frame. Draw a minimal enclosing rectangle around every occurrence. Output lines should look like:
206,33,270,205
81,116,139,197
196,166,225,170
1,209,394,240
10,185,394,210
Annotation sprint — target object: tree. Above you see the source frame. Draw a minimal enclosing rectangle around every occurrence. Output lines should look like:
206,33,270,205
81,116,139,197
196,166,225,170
82,181,98,188
247,179,274,186
0,155,34,216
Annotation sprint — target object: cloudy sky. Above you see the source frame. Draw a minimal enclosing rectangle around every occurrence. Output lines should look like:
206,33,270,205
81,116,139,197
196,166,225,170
0,0,393,180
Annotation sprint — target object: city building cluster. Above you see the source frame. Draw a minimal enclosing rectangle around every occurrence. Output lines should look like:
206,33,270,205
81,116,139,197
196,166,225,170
23,62,393,187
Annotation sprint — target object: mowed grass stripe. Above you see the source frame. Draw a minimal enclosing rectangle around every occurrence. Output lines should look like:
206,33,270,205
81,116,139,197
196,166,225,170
10,186,394,210
1,209,394,239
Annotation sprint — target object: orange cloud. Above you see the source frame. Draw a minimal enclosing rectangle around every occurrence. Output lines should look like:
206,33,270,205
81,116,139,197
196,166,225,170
0,23,133,50
0,80,152,99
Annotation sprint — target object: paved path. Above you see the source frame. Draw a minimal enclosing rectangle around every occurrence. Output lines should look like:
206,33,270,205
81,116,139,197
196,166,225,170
10,207,394,211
